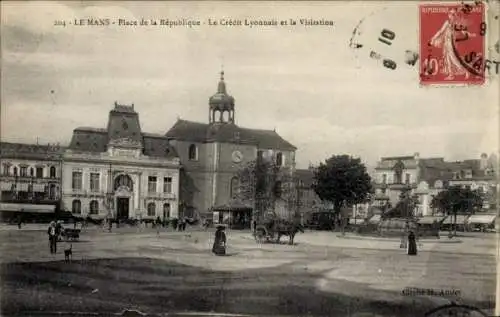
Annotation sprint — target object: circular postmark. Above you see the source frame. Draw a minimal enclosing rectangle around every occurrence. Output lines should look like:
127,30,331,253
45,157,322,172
425,304,488,317
349,6,420,74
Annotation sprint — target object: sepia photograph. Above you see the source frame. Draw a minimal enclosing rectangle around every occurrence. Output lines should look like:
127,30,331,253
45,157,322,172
1,1,499,316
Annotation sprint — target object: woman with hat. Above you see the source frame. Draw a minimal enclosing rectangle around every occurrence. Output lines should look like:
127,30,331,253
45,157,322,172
212,225,227,256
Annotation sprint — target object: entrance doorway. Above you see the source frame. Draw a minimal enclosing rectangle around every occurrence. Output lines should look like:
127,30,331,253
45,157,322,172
116,197,130,220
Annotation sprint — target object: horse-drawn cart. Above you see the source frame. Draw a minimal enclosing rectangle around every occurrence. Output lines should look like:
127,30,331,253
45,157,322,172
253,215,304,245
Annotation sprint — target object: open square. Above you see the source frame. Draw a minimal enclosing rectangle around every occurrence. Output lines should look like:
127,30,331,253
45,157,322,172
0,225,495,316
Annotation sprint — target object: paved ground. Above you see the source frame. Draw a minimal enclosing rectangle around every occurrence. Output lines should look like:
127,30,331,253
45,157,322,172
0,225,496,316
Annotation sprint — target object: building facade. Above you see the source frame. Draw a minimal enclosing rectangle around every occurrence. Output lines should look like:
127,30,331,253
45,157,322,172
372,154,419,210
62,103,181,221
0,142,64,218
372,153,498,217
166,72,297,223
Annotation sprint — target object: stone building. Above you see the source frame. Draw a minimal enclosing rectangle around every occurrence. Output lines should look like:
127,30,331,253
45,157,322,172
372,154,420,210
0,142,64,219
372,153,498,217
166,72,296,225
62,102,181,221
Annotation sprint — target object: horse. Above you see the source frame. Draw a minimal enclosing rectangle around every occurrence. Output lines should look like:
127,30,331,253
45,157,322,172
275,223,305,245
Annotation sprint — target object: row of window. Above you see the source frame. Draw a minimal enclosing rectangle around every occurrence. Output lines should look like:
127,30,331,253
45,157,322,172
381,173,412,184
71,172,173,193
2,164,57,178
71,199,171,217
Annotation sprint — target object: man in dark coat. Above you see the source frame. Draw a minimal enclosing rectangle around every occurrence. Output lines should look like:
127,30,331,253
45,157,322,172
48,221,58,254
212,225,227,256
407,231,417,255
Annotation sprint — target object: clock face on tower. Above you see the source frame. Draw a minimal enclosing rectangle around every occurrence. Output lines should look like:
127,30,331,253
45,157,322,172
231,150,243,163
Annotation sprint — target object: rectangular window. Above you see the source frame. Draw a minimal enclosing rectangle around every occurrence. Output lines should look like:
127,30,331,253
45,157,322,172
2,164,9,176
405,173,411,184
382,174,387,184
148,176,157,193
90,173,100,192
163,177,172,193
72,171,83,190
20,166,27,177
36,167,44,178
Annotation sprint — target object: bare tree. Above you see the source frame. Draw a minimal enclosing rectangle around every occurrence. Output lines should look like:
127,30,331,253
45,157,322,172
236,158,299,223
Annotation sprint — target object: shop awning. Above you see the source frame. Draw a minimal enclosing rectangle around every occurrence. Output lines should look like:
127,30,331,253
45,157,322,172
443,215,469,224
368,214,381,224
0,203,55,213
417,216,446,224
468,214,496,225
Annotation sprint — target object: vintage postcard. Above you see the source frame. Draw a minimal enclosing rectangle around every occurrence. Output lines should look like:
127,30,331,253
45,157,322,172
1,1,499,316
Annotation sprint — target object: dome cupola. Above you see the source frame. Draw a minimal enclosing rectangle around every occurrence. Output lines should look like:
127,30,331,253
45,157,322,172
209,71,235,124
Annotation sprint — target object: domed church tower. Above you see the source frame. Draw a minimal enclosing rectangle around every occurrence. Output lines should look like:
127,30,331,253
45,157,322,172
209,71,235,124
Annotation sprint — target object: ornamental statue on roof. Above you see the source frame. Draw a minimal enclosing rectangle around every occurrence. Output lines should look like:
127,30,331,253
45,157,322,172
209,70,235,124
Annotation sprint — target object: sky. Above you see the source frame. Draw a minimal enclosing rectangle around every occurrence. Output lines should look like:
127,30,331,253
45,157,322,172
1,1,499,169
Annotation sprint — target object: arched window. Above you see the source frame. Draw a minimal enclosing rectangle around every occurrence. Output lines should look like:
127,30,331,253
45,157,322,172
163,203,171,219
188,144,198,161
72,199,82,214
13,166,18,176
89,200,99,214
30,167,34,177
49,166,56,178
230,176,240,198
276,152,283,167
114,174,133,191
147,202,156,217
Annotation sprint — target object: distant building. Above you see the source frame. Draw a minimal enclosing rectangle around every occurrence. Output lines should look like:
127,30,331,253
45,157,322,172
166,72,297,225
0,142,64,219
372,152,498,217
372,153,420,210
62,102,181,221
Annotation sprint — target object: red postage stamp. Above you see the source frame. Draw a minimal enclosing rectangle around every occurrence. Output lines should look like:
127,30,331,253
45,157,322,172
419,2,486,85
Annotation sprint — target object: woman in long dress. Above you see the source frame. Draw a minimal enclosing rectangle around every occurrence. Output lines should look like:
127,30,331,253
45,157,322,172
429,9,476,80
407,231,417,256
212,225,227,256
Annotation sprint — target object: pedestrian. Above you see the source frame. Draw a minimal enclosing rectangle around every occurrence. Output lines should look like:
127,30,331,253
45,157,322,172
56,221,63,241
156,216,161,236
48,221,58,254
407,230,417,256
212,225,227,256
